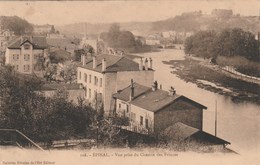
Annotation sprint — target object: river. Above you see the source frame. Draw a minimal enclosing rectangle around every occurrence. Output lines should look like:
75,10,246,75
133,49,260,154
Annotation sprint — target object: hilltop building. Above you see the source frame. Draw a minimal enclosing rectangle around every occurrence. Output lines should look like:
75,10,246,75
5,36,49,74
77,54,154,115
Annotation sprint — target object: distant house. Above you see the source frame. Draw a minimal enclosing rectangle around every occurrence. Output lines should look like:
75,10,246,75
33,24,52,34
5,36,49,74
0,29,15,52
113,81,207,134
47,38,77,54
146,34,161,46
77,54,154,115
38,83,85,104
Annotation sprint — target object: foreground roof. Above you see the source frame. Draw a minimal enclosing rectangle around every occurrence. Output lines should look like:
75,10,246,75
78,54,153,73
113,83,207,112
163,122,230,145
7,36,49,49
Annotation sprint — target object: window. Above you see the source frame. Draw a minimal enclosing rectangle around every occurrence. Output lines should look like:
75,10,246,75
140,116,143,125
16,65,19,71
13,54,19,60
84,73,87,83
24,65,30,72
89,88,91,98
145,119,149,129
126,105,129,113
119,103,121,109
100,78,102,87
79,71,81,80
89,75,91,83
95,77,98,86
131,112,136,122
85,87,87,97
24,54,30,61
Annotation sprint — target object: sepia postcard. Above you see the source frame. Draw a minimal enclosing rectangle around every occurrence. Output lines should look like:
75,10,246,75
0,0,259,165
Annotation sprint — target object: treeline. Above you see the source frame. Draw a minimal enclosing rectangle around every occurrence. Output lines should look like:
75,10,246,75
100,24,147,53
0,65,96,143
0,16,34,35
184,28,259,61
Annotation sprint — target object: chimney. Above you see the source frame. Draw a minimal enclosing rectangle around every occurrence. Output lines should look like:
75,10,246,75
144,58,148,71
139,58,143,71
81,54,86,66
152,81,158,91
169,86,176,96
102,58,106,72
130,79,134,101
93,56,97,68
149,58,153,69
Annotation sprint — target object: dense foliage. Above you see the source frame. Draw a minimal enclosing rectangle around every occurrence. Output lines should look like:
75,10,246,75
184,28,259,61
0,16,33,35
0,65,96,143
100,24,144,53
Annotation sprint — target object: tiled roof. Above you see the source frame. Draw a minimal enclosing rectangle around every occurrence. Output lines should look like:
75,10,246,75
41,83,83,91
7,36,49,49
78,54,151,73
113,83,206,112
113,82,151,101
163,122,199,141
162,122,230,144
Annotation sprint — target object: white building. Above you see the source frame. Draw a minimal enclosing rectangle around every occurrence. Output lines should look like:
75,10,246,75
5,36,49,74
77,54,154,115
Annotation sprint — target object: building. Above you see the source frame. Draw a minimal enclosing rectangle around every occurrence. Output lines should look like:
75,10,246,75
5,36,49,74
77,54,154,115
33,24,52,34
38,83,85,104
0,29,15,53
112,81,207,134
162,122,230,151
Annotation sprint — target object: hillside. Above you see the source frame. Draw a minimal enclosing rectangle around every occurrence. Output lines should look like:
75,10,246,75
57,10,260,37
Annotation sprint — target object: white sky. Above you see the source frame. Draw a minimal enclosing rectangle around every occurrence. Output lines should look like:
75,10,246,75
0,0,259,26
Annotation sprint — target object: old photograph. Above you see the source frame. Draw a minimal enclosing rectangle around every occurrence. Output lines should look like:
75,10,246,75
0,0,259,164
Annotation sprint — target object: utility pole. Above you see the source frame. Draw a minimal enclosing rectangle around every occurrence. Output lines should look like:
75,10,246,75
215,100,218,137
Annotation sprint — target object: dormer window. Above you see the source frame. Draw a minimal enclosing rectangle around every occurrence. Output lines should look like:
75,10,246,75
24,44,31,50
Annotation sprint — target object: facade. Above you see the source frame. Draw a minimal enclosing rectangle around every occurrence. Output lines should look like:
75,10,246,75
5,36,49,74
113,81,207,134
0,29,15,52
77,54,154,115
38,83,85,104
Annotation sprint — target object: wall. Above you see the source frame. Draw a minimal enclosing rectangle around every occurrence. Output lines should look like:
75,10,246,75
103,72,117,115
130,104,154,134
77,67,104,100
116,70,154,90
154,99,203,134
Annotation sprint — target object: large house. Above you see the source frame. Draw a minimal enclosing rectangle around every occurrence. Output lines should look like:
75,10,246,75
112,80,207,134
5,36,49,74
77,54,154,115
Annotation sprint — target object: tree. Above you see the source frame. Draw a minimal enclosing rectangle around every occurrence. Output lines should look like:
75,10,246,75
44,64,57,82
50,25,56,34
59,61,77,83
0,16,33,35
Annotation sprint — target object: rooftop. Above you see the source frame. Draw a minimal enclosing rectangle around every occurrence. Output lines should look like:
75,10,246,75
163,122,230,145
7,36,49,49
41,83,83,91
113,83,207,112
78,54,153,73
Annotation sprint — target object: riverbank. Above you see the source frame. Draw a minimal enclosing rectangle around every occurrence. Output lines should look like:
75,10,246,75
163,57,260,105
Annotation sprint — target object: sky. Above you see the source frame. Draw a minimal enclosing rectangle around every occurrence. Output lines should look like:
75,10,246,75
0,0,259,26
